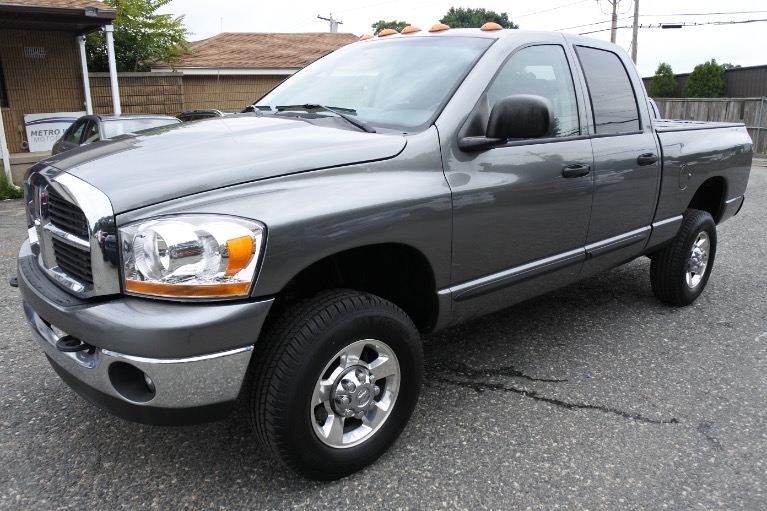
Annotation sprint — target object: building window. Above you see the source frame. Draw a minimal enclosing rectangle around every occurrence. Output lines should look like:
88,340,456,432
0,58,8,108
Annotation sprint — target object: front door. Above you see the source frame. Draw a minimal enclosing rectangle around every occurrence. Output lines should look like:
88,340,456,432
443,44,594,323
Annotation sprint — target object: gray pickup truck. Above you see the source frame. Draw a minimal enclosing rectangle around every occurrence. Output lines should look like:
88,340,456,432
16,27,752,480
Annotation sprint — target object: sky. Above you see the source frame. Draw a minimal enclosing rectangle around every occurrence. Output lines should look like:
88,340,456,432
157,0,766,77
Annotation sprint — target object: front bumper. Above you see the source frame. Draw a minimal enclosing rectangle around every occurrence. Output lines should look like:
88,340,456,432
17,240,274,425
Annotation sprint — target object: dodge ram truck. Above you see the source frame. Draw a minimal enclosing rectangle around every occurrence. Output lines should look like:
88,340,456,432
16,26,752,480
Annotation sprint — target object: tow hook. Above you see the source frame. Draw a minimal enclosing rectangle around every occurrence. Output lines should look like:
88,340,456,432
56,335,94,353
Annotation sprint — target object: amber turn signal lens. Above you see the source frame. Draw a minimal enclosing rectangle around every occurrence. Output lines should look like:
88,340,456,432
225,235,254,276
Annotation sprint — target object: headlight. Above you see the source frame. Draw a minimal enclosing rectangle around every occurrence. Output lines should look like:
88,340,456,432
120,215,265,299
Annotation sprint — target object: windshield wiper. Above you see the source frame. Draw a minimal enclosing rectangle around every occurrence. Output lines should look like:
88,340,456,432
275,104,376,133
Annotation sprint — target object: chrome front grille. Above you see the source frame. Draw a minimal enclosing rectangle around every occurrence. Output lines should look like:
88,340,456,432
25,167,121,298
48,190,89,238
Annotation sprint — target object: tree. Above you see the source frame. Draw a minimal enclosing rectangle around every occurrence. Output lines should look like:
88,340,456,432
647,62,678,98
684,59,727,98
371,20,410,35
86,0,189,72
440,7,519,29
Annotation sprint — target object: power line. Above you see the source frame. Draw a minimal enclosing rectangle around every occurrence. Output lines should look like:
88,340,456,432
513,0,591,19
579,18,767,35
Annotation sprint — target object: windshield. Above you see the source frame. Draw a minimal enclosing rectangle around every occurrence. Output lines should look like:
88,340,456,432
258,37,493,131
102,118,179,138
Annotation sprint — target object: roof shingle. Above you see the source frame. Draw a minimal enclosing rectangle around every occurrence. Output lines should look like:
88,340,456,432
0,0,113,9
169,32,360,69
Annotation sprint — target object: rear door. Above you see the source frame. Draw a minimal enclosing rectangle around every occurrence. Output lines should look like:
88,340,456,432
573,45,661,278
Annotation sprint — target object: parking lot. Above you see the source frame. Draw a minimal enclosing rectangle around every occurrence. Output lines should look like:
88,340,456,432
1,164,766,510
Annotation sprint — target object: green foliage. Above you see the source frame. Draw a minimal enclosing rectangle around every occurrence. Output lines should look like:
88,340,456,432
721,63,740,70
86,0,189,72
371,20,410,35
0,170,23,200
684,59,727,98
648,62,678,98
439,7,519,29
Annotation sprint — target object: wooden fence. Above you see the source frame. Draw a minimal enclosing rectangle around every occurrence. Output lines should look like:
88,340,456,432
654,98,767,153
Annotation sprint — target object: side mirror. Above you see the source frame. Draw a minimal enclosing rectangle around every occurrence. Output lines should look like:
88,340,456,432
458,94,554,152
487,94,554,139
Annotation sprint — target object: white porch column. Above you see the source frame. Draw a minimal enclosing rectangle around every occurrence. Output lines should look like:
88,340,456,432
104,24,121,115
76,35,93,115
0,108,17,189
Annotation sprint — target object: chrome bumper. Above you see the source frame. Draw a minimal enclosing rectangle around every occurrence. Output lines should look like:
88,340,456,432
26,301,253,408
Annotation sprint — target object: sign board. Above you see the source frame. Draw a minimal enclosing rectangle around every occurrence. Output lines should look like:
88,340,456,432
24,47,46,59
24,112,85,152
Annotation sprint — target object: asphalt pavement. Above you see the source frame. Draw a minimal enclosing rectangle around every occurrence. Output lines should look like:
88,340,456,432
1,165,766,510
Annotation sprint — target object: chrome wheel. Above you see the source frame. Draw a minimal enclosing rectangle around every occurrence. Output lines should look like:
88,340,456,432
686,231,710,289
312,339,400,449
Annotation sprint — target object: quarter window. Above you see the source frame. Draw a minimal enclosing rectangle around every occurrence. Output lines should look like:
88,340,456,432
487,45,580,138
575,46,640,134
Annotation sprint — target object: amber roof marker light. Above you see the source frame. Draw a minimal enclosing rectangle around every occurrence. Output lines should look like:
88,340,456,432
377,28,398,37
401,26,421,34
481,22,503,31
360,34,374,40
429,23,450,32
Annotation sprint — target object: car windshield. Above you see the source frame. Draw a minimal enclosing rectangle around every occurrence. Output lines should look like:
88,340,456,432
257,37,493,131
102,118,179,138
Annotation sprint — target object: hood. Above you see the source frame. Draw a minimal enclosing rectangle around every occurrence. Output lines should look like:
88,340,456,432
46,115,406,213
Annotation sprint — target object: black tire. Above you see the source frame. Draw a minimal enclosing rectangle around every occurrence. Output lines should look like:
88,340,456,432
650,209,717,306
248,289,423,480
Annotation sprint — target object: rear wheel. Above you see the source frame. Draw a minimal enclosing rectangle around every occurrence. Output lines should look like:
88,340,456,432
248,289,423,480
650,209,717,306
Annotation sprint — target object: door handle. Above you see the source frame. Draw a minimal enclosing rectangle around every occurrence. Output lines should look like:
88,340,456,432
637,153,658,166
561,163,591,178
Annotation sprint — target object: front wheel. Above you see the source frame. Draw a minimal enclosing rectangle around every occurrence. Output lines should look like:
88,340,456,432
650,209,717,306
248,290,423,480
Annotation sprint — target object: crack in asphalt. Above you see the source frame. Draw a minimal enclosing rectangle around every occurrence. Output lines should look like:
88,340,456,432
429,362,678,425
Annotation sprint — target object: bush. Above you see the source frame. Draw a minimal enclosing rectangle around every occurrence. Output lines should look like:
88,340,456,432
684,59,727,98
648,63,678,97
0,169,23,200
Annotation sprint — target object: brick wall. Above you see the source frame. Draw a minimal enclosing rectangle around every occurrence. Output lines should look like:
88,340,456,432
181,75,285,112
0,29,85,153
89,72,183,115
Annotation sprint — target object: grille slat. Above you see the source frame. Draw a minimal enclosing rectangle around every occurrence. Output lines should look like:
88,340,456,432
48,192,89,238
52,238,94,284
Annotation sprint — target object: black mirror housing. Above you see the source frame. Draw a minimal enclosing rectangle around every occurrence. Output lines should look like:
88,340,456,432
487,94,555,139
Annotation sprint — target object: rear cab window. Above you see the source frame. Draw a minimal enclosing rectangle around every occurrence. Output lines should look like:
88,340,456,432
574,46,641,134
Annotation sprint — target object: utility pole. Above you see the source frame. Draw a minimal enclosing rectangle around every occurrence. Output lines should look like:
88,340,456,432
609,0,618,43
599,0,620,43
631,0,639,63
317,14,342,33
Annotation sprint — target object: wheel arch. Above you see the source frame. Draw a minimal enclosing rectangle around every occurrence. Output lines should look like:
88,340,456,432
264,243,439,333
687,176,727,224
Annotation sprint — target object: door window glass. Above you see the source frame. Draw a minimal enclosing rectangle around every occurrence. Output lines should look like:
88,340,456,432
63,119,87,144
575,46,640,134
82,121,100,144
487,45,580,138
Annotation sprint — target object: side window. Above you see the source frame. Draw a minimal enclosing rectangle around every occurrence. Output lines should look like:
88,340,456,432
82,121,100,144
575,46,640,134
487,45,580,138
64,120,87,144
